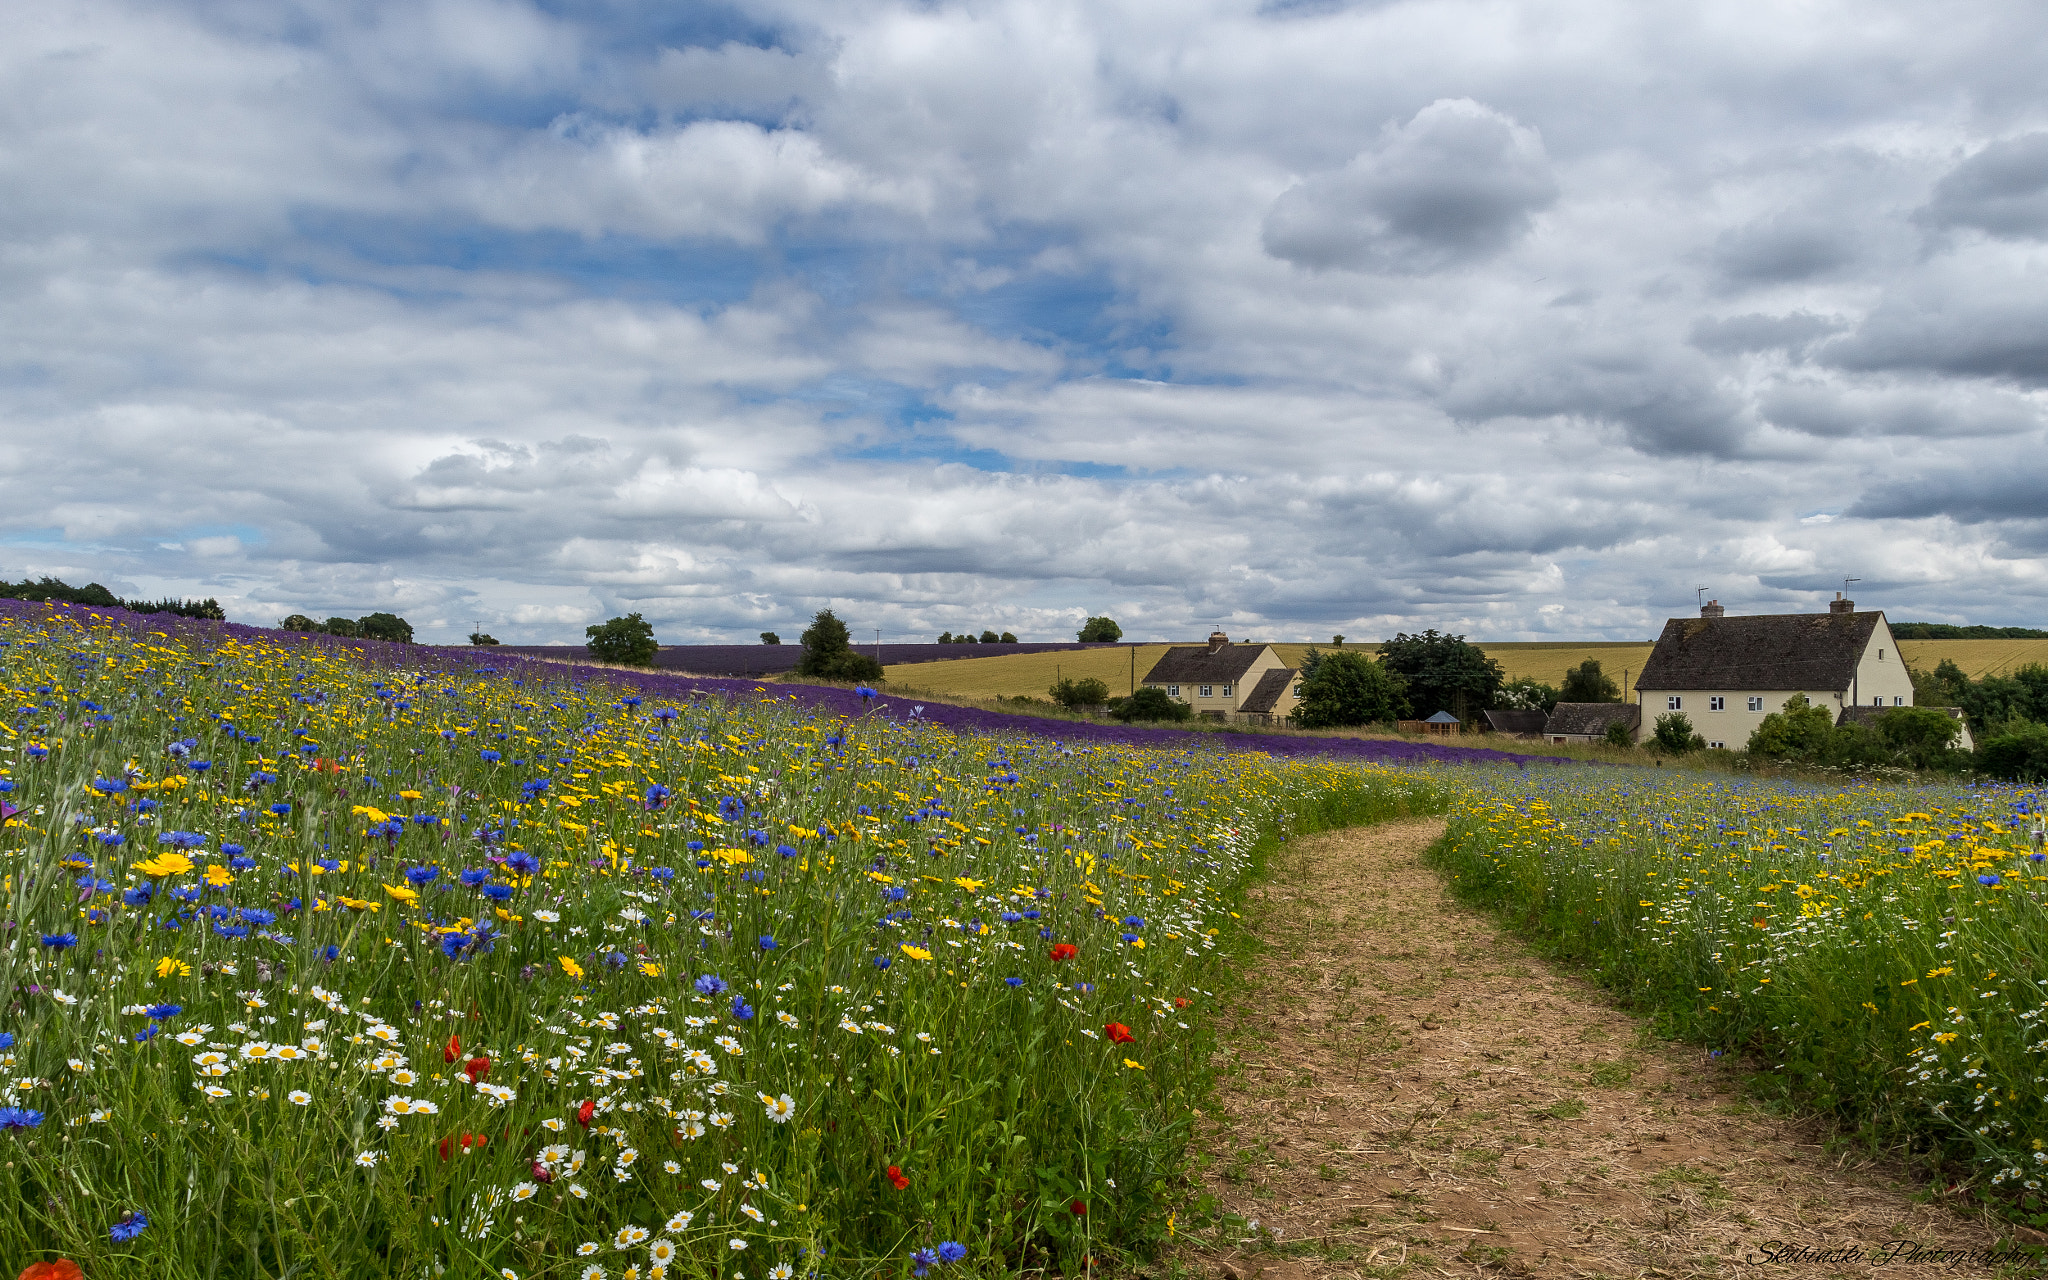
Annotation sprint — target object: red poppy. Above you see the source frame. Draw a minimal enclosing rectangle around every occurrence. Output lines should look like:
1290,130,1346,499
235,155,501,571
1173,996,1191,1008
1049,943,1078,961
463,1056,491,1081
437,1132,487,1160
576,1098,596,1128
442,1034,462,1063
531,1161,555,1183
886,1164,910,1190
1104,1022,1134,1044
1070,1199,1088,1216
19,1263,86,1280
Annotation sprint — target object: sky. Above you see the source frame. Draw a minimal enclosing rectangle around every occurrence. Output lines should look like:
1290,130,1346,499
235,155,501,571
5,0,2048,645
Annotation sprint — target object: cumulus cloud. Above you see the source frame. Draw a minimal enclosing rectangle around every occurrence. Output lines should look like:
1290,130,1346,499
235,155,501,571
1261,99,1557,274
4,0,2048,642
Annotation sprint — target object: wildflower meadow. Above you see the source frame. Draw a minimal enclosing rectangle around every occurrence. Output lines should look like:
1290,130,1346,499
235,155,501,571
1429,771,2048,1207
0,603,1446,1279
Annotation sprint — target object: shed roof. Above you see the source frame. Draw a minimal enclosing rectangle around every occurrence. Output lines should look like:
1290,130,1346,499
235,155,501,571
1836,704,1963,728
1544,702,1640,736
1239,668,1297,715
1142,644,1271,685
1636,611,1882,692
1482,709,1548,735
1424,710,1461,723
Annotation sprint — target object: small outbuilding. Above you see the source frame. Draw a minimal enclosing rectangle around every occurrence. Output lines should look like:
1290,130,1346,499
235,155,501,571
1481,709,1548,737
1543,702,1641,745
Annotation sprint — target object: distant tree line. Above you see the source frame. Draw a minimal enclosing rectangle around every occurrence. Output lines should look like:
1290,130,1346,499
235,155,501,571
281,613,415,643
936,629,1018,644
1890,622,2048,639
2,574,225,621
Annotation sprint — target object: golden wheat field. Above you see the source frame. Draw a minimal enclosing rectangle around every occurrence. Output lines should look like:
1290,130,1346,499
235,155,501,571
880,638,2048,703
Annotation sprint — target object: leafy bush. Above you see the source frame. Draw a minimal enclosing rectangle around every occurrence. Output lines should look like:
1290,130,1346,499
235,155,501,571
1604,720,1634,748
1077,616,1122,642
760,632,781,645
795,608,883,681
468,632,500,646
1745,694,1835,758
322,616,360,638
1048,676,1111,708
1498,676,1559,714
1978,720,2048,781
585,612,658,666
280,614,319,631
1111,686,1191,722
1652,710,1703,753
1290,649,1409,727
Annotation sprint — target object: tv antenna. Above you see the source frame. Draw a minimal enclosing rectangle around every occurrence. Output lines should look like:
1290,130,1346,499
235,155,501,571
1842,576,1861,596
1695,585,1709,606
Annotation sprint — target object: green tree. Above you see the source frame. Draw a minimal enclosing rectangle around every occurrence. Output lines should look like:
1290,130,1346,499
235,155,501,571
322,617,360,638
1978,721,2048,781
796,609,884,682
468,632,499,646
999,631,1017,643
1049,676,1111,708
1958,664,2048,735
280,614,318,632
1558,659,1621,702
585,613,658,666
935,631,953,643
1876,706,1964,770
1652,711,1704,753
1331,634,1345,646
1290,650,1410,728
1603,720,1634,748
979,629,1000,643
1077,616,1122,643
357,613,414,644
1374,630,1504,718
1110,687,1191,722
1910,658,1970,706
760,632,781,645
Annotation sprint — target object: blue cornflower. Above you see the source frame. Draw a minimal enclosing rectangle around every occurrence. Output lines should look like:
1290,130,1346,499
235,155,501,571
643,784,672,811
605,951,629,969
1005,977,1024,987
158,831,205,849
41,933,78,950
109,1210,148,1242
213,923,250,939
90,779,128,794
98,832,125,847
269,802,291,817
458,868,491,887
911,1247,939,1277
134,1025,159,1042
481,883,513,901
1121,916,1144,928
144,1003,182,1020
937,1242,968,1264
1000,912,1022,924
731,996,755,1021
883,886,907,902
228,855,257,871
694,973,728,996
504,850,540,876
1121,933,1139,944
322,944,340,961
0,1107,44,1130
759,934,777,951
0,1034,13,1050
190,760,211,772
648,866,675,882
238,908,276,927
1978,873,2002,886
685,841,705,853
777,843,798,858
76,875,115,895
480,749,501,763
404,865,441,886
872,955,891,970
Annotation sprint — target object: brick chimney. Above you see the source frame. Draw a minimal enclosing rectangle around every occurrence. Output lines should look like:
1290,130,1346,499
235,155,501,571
1700,599,1724,618
1830,592,1854,615
1208,630,1230,652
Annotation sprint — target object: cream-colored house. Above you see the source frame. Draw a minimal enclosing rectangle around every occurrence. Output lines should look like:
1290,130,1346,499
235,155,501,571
1633,595,1914,749
1140,631,1300,723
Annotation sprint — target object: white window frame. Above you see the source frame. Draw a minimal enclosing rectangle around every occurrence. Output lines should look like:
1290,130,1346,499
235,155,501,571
1666,695,1682,710
1221,684,1231,697
1894,696,1905,706
1709,696,1725,711
1873,695,1884,706
1748,696,1763,711
1200,684,1213,698
1168,684,1179,698
1708,740,1724,750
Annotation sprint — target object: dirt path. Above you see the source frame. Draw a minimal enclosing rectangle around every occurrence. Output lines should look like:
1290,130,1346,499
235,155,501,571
1193,819,2026,1279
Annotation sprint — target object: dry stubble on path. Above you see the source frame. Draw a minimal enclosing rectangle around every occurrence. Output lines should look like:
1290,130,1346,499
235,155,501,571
1193,819,2019,1280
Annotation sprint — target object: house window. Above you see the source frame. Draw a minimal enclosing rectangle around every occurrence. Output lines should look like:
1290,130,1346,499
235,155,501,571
1873,695,1884,706
1709,696,1725,711
1221,684,1231,697
1168,685,1179,698
1708,741,1724,750
1666,696,1682,710
1878,648,1885,659
1747,696,1763,711
1894,696,1905,706
1200,685,1213,698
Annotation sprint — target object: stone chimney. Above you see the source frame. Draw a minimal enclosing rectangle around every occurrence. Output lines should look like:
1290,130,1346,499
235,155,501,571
1830,592,1854,615
1700,599,1724,618
1207,630,1230,652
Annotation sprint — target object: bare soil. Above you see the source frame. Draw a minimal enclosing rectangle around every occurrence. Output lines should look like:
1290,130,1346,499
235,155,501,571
1190,819,2032,1279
